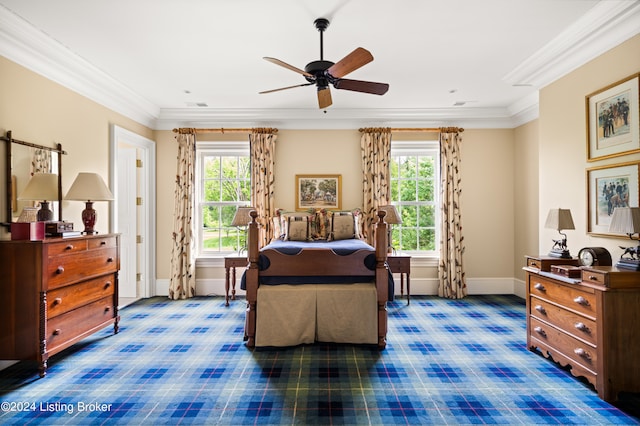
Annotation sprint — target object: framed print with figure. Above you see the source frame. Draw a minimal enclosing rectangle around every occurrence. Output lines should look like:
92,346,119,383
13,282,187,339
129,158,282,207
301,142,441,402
587,161,639,236
586,73,639,161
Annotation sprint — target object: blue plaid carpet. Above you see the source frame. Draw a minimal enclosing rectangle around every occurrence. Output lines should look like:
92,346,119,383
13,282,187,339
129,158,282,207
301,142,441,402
0,295,638,425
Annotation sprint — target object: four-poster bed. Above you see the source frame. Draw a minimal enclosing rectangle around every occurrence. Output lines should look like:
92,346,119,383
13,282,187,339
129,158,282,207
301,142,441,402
242,210,391,349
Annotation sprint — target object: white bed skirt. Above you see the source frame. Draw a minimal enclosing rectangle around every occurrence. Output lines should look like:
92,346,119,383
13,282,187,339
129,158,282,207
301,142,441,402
255,283,378,347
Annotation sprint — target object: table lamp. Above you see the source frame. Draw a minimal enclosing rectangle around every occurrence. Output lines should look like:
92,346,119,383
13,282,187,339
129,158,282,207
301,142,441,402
65,172,114,234
378,205,402,254
608,207,640,270
545,208,574,258
18,173,59,221
231,206,254,254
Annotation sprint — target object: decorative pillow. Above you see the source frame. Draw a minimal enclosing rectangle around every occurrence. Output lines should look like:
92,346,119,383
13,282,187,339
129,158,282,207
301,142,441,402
271,216,284,241
309,208,331,240
284,215,310,241
329,211,356,241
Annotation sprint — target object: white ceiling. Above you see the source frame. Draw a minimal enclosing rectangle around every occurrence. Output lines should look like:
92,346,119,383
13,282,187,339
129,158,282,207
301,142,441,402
1,0,639,130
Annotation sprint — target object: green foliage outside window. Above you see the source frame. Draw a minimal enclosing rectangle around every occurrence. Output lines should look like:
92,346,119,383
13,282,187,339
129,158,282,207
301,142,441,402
389,150,438,253
200,154,250,252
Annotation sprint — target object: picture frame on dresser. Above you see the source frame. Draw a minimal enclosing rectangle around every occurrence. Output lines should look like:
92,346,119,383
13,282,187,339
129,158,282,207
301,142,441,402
295,174,341,211
586,73,639,161
587,161,639,236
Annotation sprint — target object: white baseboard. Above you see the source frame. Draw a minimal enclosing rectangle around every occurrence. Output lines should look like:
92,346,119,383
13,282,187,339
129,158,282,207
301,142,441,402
157,277,525,299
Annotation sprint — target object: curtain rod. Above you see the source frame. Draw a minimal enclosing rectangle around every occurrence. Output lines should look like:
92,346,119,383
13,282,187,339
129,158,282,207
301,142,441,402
172,127,278,134
0,135,67,154
359,127,464,133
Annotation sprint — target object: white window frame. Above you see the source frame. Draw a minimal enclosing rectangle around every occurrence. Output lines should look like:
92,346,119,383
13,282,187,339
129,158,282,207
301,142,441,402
389,140,440,257
195,141,250,258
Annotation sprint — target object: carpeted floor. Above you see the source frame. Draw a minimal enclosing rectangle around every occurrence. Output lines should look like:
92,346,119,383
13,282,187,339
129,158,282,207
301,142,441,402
0,295,638,425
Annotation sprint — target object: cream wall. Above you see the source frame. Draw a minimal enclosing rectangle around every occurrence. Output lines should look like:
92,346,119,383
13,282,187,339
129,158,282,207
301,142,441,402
154,128,518,295
514,120,540,282
538,34,640,260
0,56,153,240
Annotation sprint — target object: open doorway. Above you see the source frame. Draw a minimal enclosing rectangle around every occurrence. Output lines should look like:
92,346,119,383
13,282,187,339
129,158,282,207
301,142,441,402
109,125,156,307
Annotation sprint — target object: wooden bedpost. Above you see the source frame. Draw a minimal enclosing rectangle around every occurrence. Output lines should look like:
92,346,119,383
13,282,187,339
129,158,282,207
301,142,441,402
244,210,259,348
375,209,388,349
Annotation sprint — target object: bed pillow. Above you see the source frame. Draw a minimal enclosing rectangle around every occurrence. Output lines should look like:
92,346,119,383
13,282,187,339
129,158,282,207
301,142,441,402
309,208,331,240
284,215,310,241
329,211,357,241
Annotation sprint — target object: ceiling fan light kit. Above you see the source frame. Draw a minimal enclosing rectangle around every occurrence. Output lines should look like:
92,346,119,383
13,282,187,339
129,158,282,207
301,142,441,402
260,18,389,109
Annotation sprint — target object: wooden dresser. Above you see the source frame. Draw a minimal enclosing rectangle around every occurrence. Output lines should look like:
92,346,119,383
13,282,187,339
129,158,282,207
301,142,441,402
0,233,120,376
524,256,640,402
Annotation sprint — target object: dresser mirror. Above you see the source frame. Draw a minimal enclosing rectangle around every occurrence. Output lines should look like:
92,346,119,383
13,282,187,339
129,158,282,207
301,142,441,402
2,130,65,230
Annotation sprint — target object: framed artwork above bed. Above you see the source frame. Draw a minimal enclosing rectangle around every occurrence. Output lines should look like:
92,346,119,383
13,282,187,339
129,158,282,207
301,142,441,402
296,174,342,211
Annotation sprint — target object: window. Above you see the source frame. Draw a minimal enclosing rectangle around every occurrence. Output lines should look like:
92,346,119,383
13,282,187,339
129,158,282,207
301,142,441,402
389,141,440,255
196,142,250,255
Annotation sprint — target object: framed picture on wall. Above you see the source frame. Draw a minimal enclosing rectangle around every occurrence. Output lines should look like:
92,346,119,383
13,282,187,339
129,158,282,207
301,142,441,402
587,161,639,236
295,174,342,211
586,73,640,161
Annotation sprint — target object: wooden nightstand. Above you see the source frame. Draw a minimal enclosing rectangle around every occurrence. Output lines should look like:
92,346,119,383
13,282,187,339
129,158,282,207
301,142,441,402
224,255,247,306
386,255,411,304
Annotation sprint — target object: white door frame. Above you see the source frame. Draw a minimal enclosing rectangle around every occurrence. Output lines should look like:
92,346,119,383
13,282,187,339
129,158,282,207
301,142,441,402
109,124,156,298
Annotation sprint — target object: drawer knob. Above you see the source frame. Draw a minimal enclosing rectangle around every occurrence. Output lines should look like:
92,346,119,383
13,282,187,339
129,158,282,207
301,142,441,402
573,296,590,306
574,322,591,334
53,297,62,305
104,281,112,288
534,305,546,314
53,329,61,336
534,283,546,292
107,257,114,263
104,306,111,312
56,266,64,274
65,244,74,250
574,348,591,360
533,326,546,337
588,275,598,281
100,241,107,246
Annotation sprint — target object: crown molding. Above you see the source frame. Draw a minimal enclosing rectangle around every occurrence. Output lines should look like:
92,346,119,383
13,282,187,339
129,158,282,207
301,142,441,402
154,106,520,130
503,0,640,88
0,5,159,128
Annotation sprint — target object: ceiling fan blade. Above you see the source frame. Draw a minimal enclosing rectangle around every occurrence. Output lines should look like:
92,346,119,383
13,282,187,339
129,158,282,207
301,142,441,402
259,82,314,94
263,57,313,77
326,47,374,78
317,87,332,109
334,78,389,95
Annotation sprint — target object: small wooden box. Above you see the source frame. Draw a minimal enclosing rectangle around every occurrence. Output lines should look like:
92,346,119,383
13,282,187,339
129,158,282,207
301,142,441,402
11,222,45,241
525,255,579,271
550,264,582,278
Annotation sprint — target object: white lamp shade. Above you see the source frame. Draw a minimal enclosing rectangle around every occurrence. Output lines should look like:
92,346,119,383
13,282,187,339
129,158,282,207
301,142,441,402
378,205,402,224
231,207,254,226
608,207,640,235
65,172,114,201
18,173,59,201
544,208,574,231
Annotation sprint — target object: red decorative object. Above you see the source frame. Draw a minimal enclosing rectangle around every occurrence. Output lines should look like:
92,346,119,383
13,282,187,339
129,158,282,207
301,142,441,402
81,201,97,234
11,222,45,240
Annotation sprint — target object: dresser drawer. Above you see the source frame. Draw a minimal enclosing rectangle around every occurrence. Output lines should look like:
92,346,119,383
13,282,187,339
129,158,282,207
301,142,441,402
47,247,118,289
88,235,118,250
529,298,597,346
46,296,115,353
47,274,116,318
530,317,597,372
528,275,597,318
46,239,88,257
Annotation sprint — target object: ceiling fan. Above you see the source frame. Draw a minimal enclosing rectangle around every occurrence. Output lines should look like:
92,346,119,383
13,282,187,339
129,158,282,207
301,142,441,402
259,18,389,109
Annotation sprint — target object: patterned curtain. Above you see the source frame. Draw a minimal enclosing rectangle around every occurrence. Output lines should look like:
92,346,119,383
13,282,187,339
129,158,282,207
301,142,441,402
438,130,467,299
169,130,197,300
31,148,52,174
360,128,392,245
30,148,53,208
250,129,277,247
